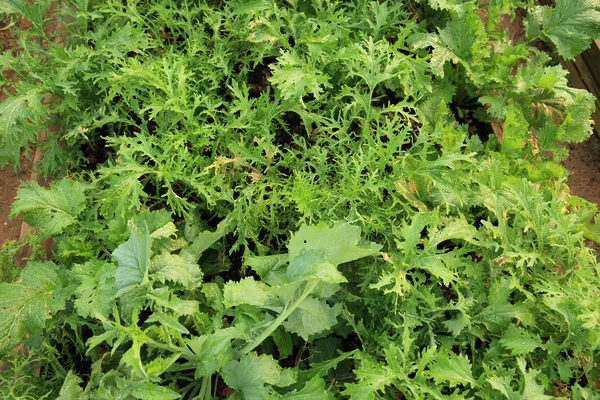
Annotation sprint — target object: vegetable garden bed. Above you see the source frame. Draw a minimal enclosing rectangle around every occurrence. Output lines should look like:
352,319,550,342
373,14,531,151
1,0,600,398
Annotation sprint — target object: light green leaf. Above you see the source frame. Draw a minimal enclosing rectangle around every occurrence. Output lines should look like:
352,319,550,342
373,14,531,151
0,262,67,351
113,375,180,400
287,251,346,284
180,214,233,263
150,253,203,288
517,358,553,400
286,376,334,399
146,312,189,334
427,351,476,387
72,261,117,319
531,0,600,59
288,222,382,266
224,277,274,308
501,105,529,155
283,296,342,340
410,9,486,78
269,51,332,103
113,220,152,293
222,353,296,400
10,180,89,238
57,371,85,399
246,254,289,283
187,328,240,376
500,325,544,355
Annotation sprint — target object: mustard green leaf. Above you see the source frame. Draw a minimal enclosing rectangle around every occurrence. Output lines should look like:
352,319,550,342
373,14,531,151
222,353,296,400
269,51,332,103
223,276,274,308
286,376,334,399
72,261,117,319
500,325,544,356
427,351,476,387
532,0,600,59
149,253,203,288
283,296,342,340
287,251,346,284
0,262,67,352
57,371,85,400
288,222,382,266
10,179,90,238
113,220,152,293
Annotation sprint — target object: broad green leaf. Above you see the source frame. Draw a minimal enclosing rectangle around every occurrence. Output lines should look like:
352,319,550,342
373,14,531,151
10,180,89,238
148,289,199,316
146,312,189,334
283,296,342,340
287,250,347,284
246,254,289,282
150,253,203,288
427,351,476,387
0,262,67,351
113,220,152,293
500,325,544,355
286,376,334,399
530,0,600,59
0,88,44,138
221,353,296,399
72,261,117,319
113,375,180,400
288,222,382,266
180,214,233,263
224,277,274,308
187,328,240,376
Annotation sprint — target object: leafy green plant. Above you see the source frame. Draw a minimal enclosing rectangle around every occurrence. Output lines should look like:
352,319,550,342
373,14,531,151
1,0,600,398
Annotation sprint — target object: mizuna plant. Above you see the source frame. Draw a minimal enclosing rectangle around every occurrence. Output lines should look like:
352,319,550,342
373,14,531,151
1,0,599,398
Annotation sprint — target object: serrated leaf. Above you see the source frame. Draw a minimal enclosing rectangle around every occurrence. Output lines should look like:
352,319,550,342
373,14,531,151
288,222,382,266
0,262,67,351
500,325,544,355
223,277,274,308
113,220,152,293
283,296,342,340
410,9,486,78
150,253,203,288
10,180,89,238
533,0,600,59
72,261,117,319
269,51,332,103
222,353,296,400
0,87,42,121
113,375,180,400
517,358,553,400
427,351,476,387
57,371,84,399
501,105,529,155
187,328,240,376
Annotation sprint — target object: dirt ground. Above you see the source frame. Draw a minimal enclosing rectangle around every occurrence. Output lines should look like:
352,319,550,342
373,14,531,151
0,155,33,246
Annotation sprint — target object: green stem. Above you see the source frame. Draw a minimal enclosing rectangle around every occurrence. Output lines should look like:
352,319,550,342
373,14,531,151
235,280,318,358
